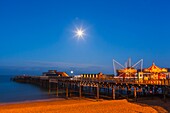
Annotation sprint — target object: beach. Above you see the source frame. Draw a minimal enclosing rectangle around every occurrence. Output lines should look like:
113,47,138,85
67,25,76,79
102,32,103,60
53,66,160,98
0,98,163,113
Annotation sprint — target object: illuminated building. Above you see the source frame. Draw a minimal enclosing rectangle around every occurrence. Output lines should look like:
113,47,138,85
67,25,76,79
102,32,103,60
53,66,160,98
142,63,168,80
81,72,106,79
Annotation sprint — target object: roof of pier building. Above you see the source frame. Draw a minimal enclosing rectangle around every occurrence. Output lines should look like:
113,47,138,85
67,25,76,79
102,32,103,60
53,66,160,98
43,70,69,77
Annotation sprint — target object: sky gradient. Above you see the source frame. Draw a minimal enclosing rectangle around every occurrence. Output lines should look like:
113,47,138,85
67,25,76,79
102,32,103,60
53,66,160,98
0,0,170,75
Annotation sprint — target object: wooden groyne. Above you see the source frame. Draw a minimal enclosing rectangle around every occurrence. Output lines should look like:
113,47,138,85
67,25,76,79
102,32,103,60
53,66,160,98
12,76,170,101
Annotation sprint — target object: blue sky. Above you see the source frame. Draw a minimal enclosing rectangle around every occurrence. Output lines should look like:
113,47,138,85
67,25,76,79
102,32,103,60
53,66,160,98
0,0,170,74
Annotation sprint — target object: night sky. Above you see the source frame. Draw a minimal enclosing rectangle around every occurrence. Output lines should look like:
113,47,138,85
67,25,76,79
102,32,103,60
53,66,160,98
0,0,170,74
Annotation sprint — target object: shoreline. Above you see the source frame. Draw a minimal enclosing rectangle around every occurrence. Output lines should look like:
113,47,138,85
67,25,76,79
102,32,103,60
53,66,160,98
0,97,65,105
0,97,98,105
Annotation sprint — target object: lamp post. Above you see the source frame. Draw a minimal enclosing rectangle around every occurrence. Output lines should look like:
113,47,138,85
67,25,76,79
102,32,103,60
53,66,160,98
71,70,74,77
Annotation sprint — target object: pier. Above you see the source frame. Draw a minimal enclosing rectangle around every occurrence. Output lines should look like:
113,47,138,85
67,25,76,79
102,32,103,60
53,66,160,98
12,76,170,102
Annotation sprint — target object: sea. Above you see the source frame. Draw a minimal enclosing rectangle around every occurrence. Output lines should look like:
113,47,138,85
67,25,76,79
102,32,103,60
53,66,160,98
0,75,55,103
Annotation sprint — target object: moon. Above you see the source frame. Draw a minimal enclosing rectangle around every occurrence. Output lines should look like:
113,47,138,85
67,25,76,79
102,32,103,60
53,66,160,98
76,29,84,37
74,27,85,39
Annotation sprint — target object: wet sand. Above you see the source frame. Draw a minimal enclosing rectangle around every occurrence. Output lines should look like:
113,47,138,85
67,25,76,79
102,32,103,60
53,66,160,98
0,98,159,113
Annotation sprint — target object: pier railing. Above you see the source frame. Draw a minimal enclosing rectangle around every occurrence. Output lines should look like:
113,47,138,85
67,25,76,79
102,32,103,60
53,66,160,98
61,77,170,86
12,76,170,86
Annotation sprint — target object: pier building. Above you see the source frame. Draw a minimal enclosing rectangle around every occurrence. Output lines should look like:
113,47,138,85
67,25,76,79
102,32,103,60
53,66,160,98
43,70,69,77
80,72,107,79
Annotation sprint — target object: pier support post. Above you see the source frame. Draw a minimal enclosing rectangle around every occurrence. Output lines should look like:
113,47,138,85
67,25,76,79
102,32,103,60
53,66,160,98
48,82,51,94
66,83,68,99
163,86,166,103
97,84,99,100
56,83,58,97
69,84,72,97
112,86,115,100
134,86,137,102
127,85,129,100
79,83,82,99
117,86,120,98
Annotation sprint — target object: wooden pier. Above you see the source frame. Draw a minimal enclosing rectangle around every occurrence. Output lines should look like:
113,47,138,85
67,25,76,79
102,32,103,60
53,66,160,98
12,76,170,101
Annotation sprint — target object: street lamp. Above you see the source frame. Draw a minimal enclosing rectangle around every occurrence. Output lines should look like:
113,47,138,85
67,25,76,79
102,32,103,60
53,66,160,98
71,70,74,77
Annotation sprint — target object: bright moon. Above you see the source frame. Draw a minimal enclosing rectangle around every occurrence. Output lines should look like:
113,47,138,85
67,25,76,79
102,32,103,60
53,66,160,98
74,27,85,39
77,29,83,37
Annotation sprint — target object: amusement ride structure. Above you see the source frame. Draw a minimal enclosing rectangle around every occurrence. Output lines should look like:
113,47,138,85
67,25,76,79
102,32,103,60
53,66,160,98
142,63,168,80
113,58,168,80
113,58,143,78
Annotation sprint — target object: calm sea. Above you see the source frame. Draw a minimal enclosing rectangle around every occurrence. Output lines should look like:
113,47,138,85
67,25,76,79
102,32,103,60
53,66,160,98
0,75,55,103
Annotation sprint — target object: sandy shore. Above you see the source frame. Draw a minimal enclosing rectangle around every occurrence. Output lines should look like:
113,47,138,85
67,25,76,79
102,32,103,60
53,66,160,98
0,98,160,113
